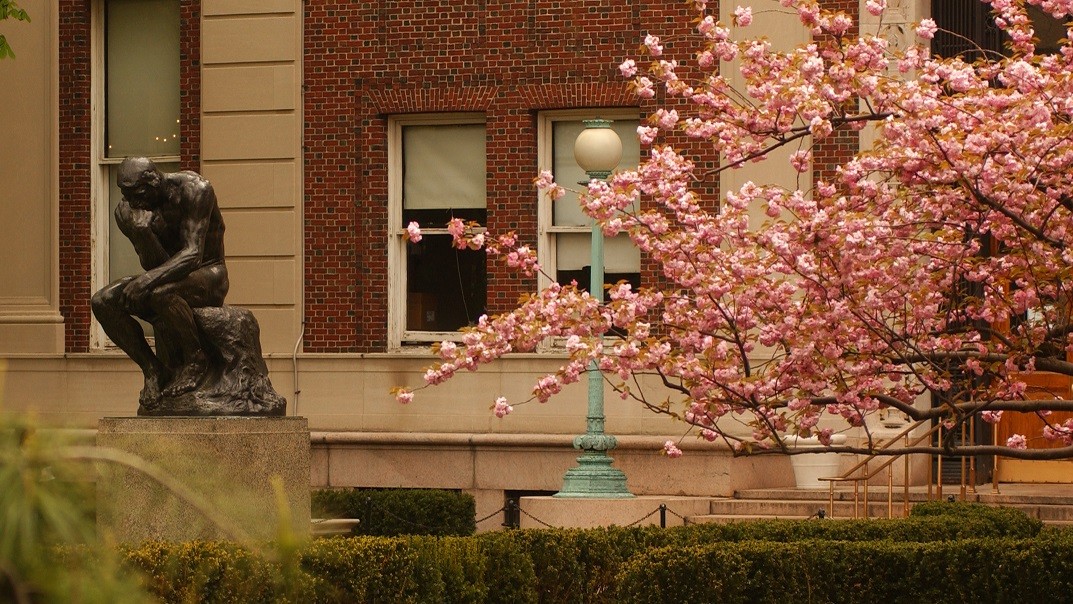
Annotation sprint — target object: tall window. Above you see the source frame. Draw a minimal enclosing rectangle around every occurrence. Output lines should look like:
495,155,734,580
388,114,488,347
93,0,180,344
537,110,641,294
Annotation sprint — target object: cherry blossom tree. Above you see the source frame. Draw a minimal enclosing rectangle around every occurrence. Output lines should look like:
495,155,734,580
399,0,1073,460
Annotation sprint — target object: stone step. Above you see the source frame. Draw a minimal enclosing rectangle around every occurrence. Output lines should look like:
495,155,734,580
736,487,937,503
710,487,1073,524
687,514,815,525
709,498,912,519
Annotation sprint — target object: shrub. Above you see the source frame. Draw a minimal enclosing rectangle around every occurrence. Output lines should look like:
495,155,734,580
118,507,1055,603
615,537,1071,603
123,540,319,603
311,488,476,536
909,500,1043,538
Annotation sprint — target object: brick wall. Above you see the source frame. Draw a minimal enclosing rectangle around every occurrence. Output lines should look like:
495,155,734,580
813,0,861,186
303,0,708,352
58,0,92,352
57,0,202,352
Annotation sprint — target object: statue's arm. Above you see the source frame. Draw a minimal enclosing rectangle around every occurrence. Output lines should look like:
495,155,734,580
133,180,215,291
115,200,169,270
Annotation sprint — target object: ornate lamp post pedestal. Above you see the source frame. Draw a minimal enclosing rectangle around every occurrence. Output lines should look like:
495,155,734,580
555,118,633,499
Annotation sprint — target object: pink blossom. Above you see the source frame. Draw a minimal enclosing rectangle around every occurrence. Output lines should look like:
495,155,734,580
663,440,684,458
493,396,513,418
534,169,556,190
636,76,655,99
447,218,466,240
394,388,414,404
637,125,660,145
619,58,637,78
980,410,1003,424
1006,434,1028,450
789,149,811,173
644,34,663,57
405,221,422,243
915,18,938,40
866,0,886,16
734,6,753,27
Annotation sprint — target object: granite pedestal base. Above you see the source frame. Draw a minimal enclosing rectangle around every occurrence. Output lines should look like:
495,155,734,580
96,416,310,543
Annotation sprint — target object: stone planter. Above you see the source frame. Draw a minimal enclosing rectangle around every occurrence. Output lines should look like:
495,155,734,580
786,434,847,489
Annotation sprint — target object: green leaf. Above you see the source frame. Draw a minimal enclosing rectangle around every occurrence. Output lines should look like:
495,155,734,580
0,36,13,59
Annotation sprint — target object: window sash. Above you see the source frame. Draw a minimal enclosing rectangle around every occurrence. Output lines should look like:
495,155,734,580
537,110,642,290
104,0,180,158
402,123,487,211
389,114,488,348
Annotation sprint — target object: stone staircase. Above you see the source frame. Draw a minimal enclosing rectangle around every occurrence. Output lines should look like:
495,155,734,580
684,484,1073,525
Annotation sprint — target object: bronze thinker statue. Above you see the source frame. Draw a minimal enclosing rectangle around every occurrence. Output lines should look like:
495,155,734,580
92,157,286,416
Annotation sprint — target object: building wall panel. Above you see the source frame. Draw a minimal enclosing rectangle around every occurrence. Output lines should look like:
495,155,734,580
203,114,298,161
202,15,297,65
221,209,296,256
203,65,297,112
226,258,296,305
203,0,295,16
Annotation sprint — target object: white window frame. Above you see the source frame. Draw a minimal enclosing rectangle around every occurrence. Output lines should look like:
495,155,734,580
535,108,641,296
387,113,487,349
89,0,179,349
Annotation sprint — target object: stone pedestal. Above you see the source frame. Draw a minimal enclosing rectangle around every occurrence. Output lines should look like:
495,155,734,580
97,416,310,543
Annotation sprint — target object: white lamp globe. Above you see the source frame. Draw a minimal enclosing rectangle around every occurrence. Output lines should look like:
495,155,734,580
574,119,622,179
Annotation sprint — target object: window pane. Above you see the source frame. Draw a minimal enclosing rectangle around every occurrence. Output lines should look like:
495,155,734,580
555,232,641,292
106,0,180,158
406,235,487,331
403,123,486,210
552,119,639,226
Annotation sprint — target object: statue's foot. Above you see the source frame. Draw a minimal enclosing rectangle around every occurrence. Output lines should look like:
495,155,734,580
162,354,208,397
139,374,163,408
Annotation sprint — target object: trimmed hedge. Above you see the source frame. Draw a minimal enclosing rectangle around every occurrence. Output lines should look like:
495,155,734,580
120,503,1059,603
617,534,1073,603
311,488,476,536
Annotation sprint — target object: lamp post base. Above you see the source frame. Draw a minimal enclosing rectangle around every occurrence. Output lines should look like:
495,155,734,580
554,450,634,498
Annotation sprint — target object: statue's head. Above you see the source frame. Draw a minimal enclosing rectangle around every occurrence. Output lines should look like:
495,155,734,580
117,157,163,208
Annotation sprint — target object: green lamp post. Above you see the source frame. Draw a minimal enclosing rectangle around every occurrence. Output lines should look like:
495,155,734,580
555,118,634,498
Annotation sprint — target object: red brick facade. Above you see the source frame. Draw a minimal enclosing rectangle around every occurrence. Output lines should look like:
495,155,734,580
303,1,706,352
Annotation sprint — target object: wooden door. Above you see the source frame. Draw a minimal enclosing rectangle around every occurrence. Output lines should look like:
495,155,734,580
995,372,1073,483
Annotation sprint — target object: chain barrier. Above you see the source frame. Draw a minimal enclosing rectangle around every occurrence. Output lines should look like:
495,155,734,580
361,496,442,532
625,506,662,527
348,499,695,532
475,505,509,525
498,501,688,530
516,504,557,529
662,505,685,520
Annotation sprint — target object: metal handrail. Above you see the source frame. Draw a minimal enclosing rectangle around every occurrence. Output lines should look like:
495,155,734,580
819,419,943,519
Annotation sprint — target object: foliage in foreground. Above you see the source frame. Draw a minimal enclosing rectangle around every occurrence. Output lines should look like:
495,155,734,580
0,415,151,603
121,503,1056,603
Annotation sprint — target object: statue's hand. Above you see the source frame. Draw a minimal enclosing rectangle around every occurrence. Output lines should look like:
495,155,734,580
115,200,155,236
120,275,153,313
